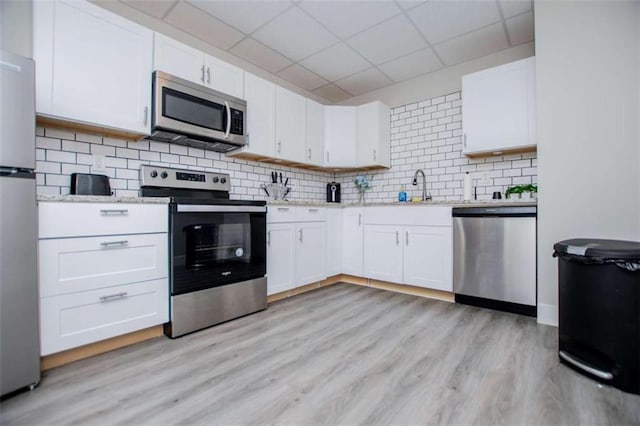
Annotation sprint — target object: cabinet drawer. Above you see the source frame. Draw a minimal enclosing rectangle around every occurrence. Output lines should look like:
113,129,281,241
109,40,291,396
39,233,168,297
267,205,296,223
40,278,168,355
364,206,452,226
296,206,326,222
39,202,168,238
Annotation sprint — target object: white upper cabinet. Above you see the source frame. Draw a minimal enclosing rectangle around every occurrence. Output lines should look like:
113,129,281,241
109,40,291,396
306,99,325,167
324,106,357,167
462,56,536,156
275,86,306,163
243,73,276,157
357,101,391,168
153,33,244,98
34,0,153,134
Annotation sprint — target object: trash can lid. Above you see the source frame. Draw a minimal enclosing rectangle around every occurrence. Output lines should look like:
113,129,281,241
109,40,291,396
554,238,640,260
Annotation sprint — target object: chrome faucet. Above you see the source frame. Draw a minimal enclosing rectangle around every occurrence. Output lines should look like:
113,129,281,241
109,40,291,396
412,169,432,201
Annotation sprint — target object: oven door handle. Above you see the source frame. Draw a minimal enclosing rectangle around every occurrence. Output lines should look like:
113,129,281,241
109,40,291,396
177,205,267,213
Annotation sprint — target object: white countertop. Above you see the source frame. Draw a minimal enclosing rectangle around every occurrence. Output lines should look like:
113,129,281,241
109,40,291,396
37,194,171,204
268,199,537,208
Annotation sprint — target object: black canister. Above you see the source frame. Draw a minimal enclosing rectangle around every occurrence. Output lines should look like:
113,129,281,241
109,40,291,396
326,182,341,203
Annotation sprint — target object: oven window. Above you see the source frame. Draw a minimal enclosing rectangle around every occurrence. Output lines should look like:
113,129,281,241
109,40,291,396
184,222,250,268
162,87,225,131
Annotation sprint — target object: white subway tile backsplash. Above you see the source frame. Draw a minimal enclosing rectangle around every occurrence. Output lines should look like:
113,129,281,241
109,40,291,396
62,140,90,154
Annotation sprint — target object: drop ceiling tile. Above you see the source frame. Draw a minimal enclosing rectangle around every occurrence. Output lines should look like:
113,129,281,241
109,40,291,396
434,22,509,66
407,1,501,45
188,1,292,34
164,2,245,50
252,7,338,61
313,84,352,103
500,0,532,19
229,37,293,73
120,0,176,19
347,15,428,65
378,48,443,82
334,68,393,97
506,11,534,46
396,0,426,11
277,64,328,91
300,43,370,82
299,1,401,39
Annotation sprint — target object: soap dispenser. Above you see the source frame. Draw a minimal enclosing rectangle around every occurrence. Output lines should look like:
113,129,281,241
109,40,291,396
399,184,407,202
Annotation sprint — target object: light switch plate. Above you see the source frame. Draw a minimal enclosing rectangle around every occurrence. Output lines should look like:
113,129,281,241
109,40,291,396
92,154,106,172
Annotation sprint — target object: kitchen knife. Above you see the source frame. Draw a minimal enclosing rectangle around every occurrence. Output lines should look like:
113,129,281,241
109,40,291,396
283,187,291,198
279,172,283,184
262,186,270,197
271,171,277,183
284,177,289,187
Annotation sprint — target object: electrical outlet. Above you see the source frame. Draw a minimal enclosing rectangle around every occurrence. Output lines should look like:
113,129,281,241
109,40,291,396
92,154,106,172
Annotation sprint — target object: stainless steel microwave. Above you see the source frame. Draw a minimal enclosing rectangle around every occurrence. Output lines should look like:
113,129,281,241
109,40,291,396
148,71,247,152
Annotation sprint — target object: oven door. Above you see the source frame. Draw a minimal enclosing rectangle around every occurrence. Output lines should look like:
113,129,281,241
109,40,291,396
171,204,266,295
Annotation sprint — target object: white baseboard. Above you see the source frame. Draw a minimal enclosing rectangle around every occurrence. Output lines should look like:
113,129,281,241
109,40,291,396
537,303,558,326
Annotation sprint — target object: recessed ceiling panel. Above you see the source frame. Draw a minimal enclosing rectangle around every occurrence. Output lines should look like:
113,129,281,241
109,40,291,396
300,43,371,82
313,83,353,103
407,1,501,45
347,15,428,65
506,12,534,46
188,1,292,34
300,1,401,38
500,0,532,19
229,37,293,73
277,65,328,91
378,48,443,82
120,0,176,20
334,68,393,96
252,7,338,61
434,22,509,66
164,2,245,50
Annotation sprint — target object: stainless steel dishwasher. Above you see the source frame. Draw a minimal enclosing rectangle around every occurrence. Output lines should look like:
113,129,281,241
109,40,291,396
453,206,537,316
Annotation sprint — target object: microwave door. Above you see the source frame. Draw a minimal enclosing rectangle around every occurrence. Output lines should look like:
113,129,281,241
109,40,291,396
223,101,231,139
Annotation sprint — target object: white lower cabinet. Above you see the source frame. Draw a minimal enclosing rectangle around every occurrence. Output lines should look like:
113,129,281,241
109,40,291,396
38,202,169,355
363,207,453,292
325,208,343,277
296,222,326,286
266,222,296,295
342,207,364,276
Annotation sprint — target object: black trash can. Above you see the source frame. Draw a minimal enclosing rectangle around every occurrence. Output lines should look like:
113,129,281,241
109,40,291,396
554,238,640,394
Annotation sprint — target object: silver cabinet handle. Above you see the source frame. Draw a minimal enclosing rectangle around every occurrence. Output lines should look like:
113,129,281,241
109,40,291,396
267,230,271,246
201,66,205,83
406,231,409,246
277,207,289,212
308,147,312,160
373,149,377,161
143,106,148,126
358,213,362,226
277,140,282,154
464,133,467,148
396,231,399,245
224,101,231,139
326,151,330,163
299,229,303,243
207,67,211,85
100,209,128,215
308,208,319,213
99,292,128,302
100,240,129,248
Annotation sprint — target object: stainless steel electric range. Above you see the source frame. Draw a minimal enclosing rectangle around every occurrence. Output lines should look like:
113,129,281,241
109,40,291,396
140,165,267,338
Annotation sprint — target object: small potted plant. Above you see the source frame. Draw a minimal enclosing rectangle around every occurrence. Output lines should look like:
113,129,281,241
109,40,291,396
354,175,372,204
505,184,537,200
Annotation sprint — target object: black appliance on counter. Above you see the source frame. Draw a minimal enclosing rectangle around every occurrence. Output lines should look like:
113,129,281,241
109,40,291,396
326,182,341,203
554,238,640,395
140,165,266,338
70,173,111,195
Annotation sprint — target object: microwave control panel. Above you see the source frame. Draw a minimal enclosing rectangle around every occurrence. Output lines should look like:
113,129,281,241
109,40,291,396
230,109,244,136
140,165,230,191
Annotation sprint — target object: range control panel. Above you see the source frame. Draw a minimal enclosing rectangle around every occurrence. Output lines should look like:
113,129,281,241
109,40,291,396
140,165,231,192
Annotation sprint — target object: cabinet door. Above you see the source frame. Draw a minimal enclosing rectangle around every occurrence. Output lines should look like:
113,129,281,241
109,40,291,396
266,223,296,296
357,101,390,167
242,73,275,157
324,106,357,167
363,225,402,283
34,0,153,134
342,208,364,276
403,225,452,292
306,99,325,166
326,209,343,277
462,57,536,155
275,87,306,162
204,54,244,99
296,222,326,286
153,33,204,84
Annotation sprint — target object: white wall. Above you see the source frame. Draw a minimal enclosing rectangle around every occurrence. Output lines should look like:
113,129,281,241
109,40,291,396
0,0,33,57
338,42,534,108
535,1,640,326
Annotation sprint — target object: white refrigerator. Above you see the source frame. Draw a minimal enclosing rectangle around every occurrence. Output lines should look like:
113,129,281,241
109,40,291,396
0,49,40,396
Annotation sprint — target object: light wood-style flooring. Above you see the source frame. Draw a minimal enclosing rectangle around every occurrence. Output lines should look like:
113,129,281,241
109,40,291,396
2,283,639,425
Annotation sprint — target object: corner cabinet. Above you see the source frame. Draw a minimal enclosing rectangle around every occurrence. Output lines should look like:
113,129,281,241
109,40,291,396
357,101,391,167
37,202,169,356
324,106,357,167
34,0,153,135
462,56,536,156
